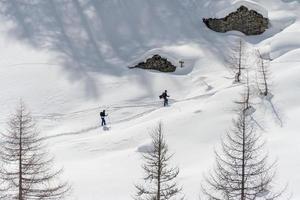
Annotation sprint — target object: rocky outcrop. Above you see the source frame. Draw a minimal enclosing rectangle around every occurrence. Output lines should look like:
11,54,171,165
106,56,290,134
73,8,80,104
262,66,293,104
203,6,269,35
130,54,176,73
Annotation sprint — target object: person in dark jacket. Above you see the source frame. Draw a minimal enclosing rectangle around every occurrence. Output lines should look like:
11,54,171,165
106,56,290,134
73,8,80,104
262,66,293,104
160,90,170,107
100,110,108,126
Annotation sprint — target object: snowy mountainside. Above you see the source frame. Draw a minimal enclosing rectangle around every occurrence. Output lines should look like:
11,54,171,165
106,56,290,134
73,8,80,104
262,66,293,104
0,0,300,199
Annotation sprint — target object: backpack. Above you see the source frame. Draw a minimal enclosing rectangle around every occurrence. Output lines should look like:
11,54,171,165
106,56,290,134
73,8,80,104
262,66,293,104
100,111,105,117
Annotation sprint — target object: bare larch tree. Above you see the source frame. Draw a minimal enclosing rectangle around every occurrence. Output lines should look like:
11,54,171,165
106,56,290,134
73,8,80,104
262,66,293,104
256,50,271,97
135,123,183,200
202,87,282,200
0,102,70,200
227,39,248,83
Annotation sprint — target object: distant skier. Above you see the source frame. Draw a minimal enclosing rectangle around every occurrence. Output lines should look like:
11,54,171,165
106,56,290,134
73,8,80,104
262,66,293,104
100,110,108,126
159,90,170,107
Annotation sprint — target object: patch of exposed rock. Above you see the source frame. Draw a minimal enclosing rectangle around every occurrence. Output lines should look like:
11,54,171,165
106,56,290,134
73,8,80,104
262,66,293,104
130,54,176,73
203,6,269,35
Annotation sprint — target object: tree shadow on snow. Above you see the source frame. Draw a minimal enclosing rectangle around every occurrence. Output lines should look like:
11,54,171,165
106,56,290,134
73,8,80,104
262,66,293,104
0,0,213,98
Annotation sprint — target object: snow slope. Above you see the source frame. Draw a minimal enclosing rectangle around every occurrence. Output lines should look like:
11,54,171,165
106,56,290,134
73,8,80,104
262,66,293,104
0,0,300,199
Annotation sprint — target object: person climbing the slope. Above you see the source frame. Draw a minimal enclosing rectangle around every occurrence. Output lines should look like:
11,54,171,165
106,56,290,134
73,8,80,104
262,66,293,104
160,90,170,107
100,110,108,126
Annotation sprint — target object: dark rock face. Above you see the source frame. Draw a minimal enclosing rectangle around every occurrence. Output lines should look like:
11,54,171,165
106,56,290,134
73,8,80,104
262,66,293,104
131,54,176,73
203,6,269,35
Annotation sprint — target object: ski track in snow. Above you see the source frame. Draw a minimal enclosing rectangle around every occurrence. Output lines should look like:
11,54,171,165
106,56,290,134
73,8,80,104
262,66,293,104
39,80,243,142
42,89,219,140
41,79,247,143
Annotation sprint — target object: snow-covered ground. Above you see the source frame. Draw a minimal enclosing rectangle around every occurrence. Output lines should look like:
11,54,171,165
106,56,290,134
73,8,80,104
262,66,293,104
0,0,300,199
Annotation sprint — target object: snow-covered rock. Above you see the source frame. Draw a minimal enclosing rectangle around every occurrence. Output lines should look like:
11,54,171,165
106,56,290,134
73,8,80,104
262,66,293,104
137,142,154,153
215,0,268,18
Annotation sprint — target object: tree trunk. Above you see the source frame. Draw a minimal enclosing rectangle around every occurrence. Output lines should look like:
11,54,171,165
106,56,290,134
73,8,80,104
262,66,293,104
237,40,242,83
157,131,161,200
262,61,268,96
241,112,246,200
18,110,23,200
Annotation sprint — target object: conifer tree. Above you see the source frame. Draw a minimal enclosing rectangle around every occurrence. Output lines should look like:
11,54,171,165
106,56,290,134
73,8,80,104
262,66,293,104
256,50,271,97
202,87,281,200
135,123,183,200
0,102,70,199
228,39,248,83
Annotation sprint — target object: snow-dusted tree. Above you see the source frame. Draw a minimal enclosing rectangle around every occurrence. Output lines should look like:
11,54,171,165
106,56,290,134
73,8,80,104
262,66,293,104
202,88,282,200
227,39,249,83
0,102,70,199
135,123,183,200
256,50,271,97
